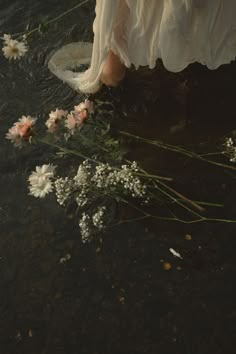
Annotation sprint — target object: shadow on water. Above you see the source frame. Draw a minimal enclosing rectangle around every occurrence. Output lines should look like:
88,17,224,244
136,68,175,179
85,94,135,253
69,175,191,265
1,1,236,354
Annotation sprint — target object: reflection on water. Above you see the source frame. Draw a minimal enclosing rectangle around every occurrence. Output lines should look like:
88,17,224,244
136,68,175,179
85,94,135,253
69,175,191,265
1,1,236,353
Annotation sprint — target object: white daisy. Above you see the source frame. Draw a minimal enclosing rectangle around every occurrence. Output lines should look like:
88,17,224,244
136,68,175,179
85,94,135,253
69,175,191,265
29,177,53,198
2,38,28,60
28,164,56,198
28,164,56,184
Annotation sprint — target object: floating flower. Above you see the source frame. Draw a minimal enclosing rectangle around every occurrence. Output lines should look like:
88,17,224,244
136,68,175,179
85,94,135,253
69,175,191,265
29,177,53,198
84,99,93,112
17,115,37,138
5,125,23,148
78,109,88,124
28,164,56,183
74,99,93,114
64,113,77,134
6,115,37,148
28,164,56,198
2,37,28,60
45,108,67,133
2,34,12,44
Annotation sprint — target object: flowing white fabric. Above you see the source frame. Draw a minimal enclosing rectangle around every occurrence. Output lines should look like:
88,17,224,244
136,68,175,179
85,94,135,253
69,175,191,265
48,0,236,93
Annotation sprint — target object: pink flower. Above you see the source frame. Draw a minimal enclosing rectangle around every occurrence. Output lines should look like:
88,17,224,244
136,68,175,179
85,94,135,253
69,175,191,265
78,110,88,123
45,109,67,133
74,99,93,114
19,121,32,138
18,116,37,137
65,113,77,134
6,125,23,148
6,115,37,148
84,99,93,113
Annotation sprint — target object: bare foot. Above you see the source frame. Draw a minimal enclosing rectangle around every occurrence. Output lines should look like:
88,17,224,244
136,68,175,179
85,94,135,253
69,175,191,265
101,50,126,87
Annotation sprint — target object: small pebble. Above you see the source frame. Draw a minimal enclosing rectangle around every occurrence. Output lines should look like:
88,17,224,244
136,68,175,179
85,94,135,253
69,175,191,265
163,262,172,271
15,331,22,341
119,296,125,304
59,253,71,264
185,234,192,241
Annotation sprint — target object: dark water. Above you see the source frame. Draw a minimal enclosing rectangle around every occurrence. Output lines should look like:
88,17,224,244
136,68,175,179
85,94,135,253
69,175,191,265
1,1,236,353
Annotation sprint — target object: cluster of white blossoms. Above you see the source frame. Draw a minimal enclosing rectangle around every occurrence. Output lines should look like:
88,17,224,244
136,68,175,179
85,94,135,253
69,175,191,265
224,137,236,163
73,161,92,207
27,159,147,242
79,206,107,243
54,177,75,206
73,160,92,187
92,206,107,230
2,34,28,61
28,164,56,198
79,213,93,243
92,161,147,198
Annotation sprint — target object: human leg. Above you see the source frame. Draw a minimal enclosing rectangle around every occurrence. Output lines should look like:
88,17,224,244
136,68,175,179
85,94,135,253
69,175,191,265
100,49,126,87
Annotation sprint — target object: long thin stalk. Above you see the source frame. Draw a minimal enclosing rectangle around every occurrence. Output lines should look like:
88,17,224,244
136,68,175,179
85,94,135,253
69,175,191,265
120,130,236,171
119,198,236,225
158,180,205,213
117,214,236,225
125,157,204,212
13,0,91,38
154,184,203,219
38,138,173,182
38,138,98,164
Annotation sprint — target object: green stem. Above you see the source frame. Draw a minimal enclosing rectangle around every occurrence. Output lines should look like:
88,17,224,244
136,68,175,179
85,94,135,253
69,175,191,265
190,200,224,208
158,180,205,213
125,158,203,212
38,138,173,182
124,158,172,181
199,152,223,157
119,198,236,225
120,130,236,171
135,172,173,182
13,0,91,39
154,183,204,218
38,138,98,164
117,214,236,225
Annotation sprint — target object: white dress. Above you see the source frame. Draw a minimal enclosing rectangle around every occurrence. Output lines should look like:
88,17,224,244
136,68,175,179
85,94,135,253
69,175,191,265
48,0,236,93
